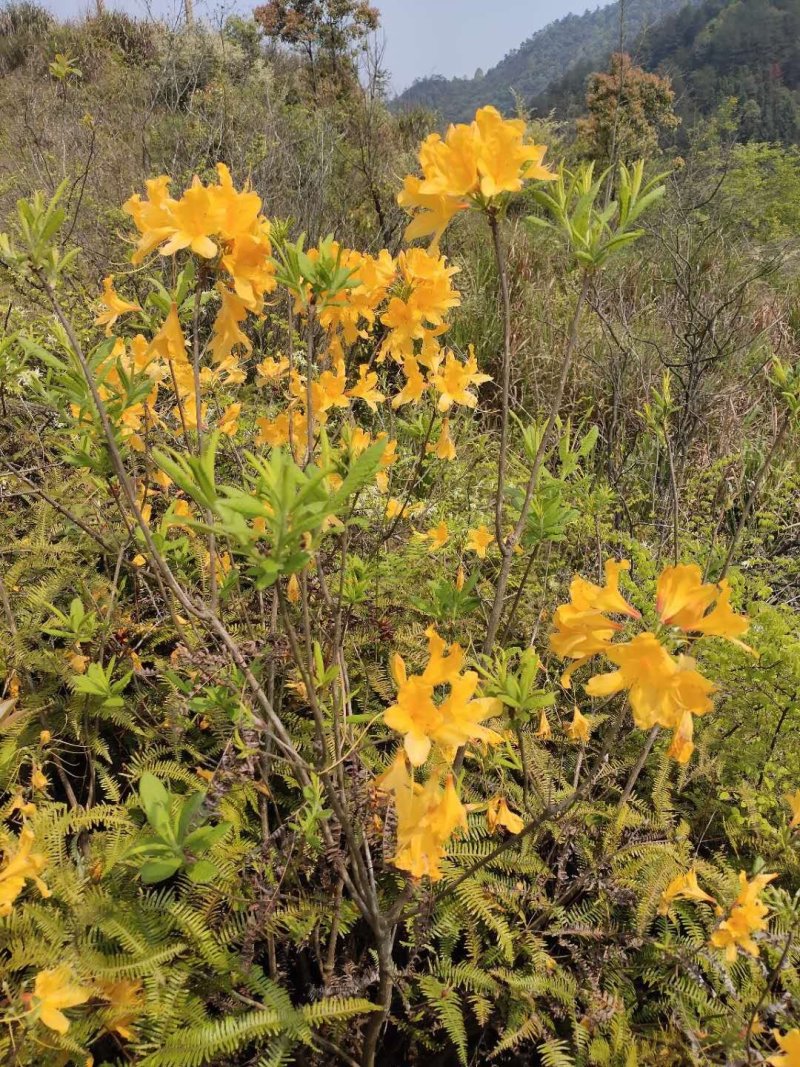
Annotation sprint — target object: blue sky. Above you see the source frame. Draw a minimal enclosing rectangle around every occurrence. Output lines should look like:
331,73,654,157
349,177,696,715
37,0,613,93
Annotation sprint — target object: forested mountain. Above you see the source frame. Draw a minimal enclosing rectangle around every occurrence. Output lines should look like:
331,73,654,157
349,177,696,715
392,0,694,121
535,0,800,143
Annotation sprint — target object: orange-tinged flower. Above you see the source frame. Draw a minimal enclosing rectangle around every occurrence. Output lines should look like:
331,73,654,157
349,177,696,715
565,706,590,743
397,175,467,246
487,795,525,835
95,276,141,335
666,708,695,764
123,175,175,263
0,825,50,915
423,521,450,552
158,176,223,259
210,287,251,367
786,789,800,829
570,559,640,618
657,565,749,644
28,966,91,1034
769,1030,800,1067
465,524,494,558
658,869,716,915
421,627,465,685
710,870,776,962
473,105,557,198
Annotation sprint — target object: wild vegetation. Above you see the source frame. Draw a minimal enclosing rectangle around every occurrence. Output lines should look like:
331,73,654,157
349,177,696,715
0,3,799,1066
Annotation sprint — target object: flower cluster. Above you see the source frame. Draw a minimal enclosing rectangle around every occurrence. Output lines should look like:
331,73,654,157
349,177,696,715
384,627,501,766
398,105,557,244
90,165,278,442
550,561,750,763
375,752,467,882
709,870,776,961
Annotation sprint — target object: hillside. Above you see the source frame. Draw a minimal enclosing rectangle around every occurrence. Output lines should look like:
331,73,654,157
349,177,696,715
535,0,800,142
392,0,695,121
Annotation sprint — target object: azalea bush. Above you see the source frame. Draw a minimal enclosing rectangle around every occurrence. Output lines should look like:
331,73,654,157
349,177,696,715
0,103,798,1067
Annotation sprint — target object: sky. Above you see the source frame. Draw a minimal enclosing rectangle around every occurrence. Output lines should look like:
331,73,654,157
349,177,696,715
37,0,613,94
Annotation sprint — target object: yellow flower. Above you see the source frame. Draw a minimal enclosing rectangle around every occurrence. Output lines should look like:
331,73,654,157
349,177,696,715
376,754,467,881
31,765,48,790
398,106,556,243
455,565,465,591
286,573,300,604
346,363,385,411
210,287,251,368
565,706,590,743
423,521,449,553
97,978,143,1040
487,795,525,835
257,355,290,382
473,105,558,198
786,789,800,828
586,634,715,728
217,402,241,437
657,565,750,646
385,497,407,520
428,417,456,461
430,348,491,411
710,870,777,962
569,559,640,618
465,524,494,559
39,730,52,744
535,707,552,741
391,355,427,408
28,966,92,1034
95,276,140,335
9,795,36,817
384,628,501,765
657,869,716,915
0,825,50,915
769,1030,800,1067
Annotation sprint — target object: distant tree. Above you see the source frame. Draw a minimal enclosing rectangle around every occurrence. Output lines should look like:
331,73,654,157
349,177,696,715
253,0,379,96
577,52,680,164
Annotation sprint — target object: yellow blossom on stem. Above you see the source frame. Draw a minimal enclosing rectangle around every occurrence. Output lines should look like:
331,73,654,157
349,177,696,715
95,276,140,335
384,628,501,765
97,978,144,1040
535,707,552,741
217,402,241,437
398,105,557,243
428,417,456,461
375,753,467,881
465,524,494,558
430,347,491,411
257,355,290,382
423,521,449,552
391,355,428,408
658,869,716,915
786,789,800,828
657,565,750,647
346,363,385,411
710,870,776,962
487,795,525,834
27,966,92,1034
0,825,50,915
565,706,591,743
